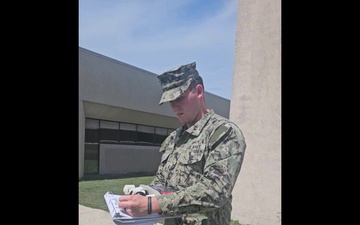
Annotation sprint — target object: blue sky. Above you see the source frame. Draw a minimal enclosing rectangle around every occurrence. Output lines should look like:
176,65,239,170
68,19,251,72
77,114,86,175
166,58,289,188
79,0,239,100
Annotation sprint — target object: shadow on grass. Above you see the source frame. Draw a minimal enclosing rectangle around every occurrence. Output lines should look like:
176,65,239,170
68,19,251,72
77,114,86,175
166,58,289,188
80,172,155,181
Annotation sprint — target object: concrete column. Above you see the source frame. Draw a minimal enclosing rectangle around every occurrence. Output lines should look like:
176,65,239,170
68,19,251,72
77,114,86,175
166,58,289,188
230,0,281,225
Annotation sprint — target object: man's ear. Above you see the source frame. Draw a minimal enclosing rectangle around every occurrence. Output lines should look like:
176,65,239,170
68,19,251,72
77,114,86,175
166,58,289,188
196,84,204,95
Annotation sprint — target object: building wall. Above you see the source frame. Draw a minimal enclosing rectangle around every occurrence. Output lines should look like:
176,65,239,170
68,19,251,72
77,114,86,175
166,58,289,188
79,47,231,179
99,144,162,175
230,0,281,225
79,98,85,178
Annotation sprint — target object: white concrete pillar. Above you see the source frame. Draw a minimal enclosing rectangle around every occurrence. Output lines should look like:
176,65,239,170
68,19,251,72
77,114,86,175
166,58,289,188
230,0,281,224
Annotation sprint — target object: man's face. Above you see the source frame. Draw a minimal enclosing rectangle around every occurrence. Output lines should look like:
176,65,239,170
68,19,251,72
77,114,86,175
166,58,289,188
169,85,200,127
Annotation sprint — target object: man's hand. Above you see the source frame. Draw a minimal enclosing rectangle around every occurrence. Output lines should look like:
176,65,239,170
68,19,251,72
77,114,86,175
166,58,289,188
118,194,149,217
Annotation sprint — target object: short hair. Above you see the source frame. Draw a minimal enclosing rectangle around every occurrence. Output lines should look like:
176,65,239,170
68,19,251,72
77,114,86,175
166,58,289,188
189,76,204,91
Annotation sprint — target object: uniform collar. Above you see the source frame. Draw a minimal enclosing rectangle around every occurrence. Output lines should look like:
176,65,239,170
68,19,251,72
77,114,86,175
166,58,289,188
183,109,214,136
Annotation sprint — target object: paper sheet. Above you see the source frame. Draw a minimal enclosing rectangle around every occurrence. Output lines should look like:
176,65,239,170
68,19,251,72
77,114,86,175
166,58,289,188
104,191,181,224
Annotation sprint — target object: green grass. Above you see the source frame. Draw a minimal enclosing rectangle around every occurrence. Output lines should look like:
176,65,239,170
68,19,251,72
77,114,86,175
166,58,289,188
79,174,250,225
79,173,154,211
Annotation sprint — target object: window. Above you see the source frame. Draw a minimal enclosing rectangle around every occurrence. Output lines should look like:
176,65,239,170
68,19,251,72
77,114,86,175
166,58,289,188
85,118,174,146
119,123,137,143
99,121,119,143
84,118,174,175
155,127,167,144
137,125,155,144
85,119,99,143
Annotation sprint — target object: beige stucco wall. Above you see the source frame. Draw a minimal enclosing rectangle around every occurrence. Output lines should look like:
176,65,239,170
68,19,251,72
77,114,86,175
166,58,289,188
230,0,281,225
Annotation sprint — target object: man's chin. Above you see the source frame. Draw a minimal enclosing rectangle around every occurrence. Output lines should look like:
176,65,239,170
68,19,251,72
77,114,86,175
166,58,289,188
177,117,186,124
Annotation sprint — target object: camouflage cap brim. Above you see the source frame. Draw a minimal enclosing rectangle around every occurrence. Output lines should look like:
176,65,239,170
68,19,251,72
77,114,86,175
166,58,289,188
157,62,199,105
159,78,192,105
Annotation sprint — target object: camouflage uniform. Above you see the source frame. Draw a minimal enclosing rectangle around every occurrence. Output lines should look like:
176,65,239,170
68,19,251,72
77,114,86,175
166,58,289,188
151,62,246,225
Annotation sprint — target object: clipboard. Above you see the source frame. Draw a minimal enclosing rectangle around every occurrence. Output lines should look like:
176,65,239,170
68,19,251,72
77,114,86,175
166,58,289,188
104,191,181,224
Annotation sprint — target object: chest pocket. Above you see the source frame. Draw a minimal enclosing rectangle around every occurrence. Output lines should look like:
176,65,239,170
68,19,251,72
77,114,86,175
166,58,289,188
176,145,206,185
178,150,204,165
178,139,207,165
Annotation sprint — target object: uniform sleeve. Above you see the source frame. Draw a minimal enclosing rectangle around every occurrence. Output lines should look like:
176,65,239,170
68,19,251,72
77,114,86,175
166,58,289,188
150,134,173,187
150,160,166,187
157,123,246,216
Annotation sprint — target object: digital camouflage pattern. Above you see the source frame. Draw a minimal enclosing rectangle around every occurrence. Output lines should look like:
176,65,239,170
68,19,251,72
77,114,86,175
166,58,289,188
150,110,246,225
157,62,199,105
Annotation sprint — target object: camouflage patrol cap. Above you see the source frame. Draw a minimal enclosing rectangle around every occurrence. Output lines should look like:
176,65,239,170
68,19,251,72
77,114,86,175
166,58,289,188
157,62,200,105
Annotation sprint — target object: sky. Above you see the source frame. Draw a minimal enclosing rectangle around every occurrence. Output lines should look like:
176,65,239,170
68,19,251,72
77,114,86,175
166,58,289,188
79,0,239,100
